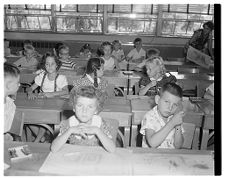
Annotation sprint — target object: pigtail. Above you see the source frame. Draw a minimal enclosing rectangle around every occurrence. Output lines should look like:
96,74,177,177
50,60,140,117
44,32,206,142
93,65,98,88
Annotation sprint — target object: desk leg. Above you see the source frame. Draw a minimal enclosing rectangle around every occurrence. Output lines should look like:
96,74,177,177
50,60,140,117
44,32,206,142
192,127,200,150
124,127,130,147
131,125,138,147
200,129,209,150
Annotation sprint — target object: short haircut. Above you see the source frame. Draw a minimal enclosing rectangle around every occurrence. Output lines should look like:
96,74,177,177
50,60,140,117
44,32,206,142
203,21,214,31
59,45,69,53
24,44,34,51
147,48,160,58
99,41,112,55
23,40,32,46
54,42,64,56
39,52,62,71
133,38,142,44
160,83,183,98
70,86,106,112
112,40,122,46
80,43,92,52
4,62,20,78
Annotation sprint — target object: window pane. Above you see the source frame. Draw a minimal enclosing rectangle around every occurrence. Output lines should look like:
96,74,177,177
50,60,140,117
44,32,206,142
39,17,51,29
56,17,75,31
174,21,188,35
114,5,131,13
133,4,153,13
161,21,175,35
26,17,39,29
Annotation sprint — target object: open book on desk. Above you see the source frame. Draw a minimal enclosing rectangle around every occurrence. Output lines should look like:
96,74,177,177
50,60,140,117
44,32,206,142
39,144,133,176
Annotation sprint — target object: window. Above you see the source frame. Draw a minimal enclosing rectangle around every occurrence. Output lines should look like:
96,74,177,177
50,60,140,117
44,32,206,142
161,4,214,37
55,4,103,33
107,4,158,35
5,5,52,31
4,4,214,37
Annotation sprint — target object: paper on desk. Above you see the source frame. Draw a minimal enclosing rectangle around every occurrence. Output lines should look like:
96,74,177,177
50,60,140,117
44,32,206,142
130,152,214,175
39,144,133,175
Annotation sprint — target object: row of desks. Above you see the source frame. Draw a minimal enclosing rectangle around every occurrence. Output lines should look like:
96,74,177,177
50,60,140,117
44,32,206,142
4,141,214,175
15,93,213,147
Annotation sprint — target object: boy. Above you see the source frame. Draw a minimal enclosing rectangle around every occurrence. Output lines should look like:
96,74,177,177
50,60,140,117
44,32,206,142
4,62,20,140
14,44,39,69
58,45,77,70
140,83,185,149
126,38,146,63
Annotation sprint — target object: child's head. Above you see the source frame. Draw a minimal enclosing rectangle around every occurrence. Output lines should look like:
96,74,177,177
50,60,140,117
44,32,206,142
145,56,166,79
155,83,183,118
4,39,10,48
133,38,142,49
100,41,112,57
4,62,20,96
71,86,104,123
86,57,105,88
24,44,35,59
146,48,160,58
112,40,122,51
40,52,62,73
23,40,32,48
59,45,70,61
80,43,92,54
53,42,64,57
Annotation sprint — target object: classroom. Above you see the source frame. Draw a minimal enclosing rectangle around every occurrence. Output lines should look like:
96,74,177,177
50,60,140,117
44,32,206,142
4,4,218,175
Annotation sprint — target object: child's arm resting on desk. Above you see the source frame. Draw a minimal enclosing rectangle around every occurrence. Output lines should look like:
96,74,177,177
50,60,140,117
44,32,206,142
27,83,39,100
80,125,116,153
145,111,184,148
51,123,88,152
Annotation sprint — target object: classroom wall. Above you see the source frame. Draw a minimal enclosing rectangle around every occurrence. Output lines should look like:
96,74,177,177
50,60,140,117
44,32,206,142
5,31,189,60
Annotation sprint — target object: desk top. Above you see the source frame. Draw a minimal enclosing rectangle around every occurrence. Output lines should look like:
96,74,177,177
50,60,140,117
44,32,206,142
4,141,214,176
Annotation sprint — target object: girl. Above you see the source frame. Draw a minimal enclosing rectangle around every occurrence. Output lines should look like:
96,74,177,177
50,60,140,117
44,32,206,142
51,86,116,153
139,56,177,96
27,53,69,143
100,41,120,71
70,57,109,102
27,53,68,99
111,40,125,63
79,43,94,59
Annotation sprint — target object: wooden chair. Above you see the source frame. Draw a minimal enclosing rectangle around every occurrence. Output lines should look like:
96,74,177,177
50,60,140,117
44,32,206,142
200,115,214,150
106,84,125,98
7,110,24,141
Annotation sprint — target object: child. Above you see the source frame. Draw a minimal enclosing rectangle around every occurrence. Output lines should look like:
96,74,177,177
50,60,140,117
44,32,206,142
53,42,64,57
27,53,69,143
4,39,11,56
18,40,42,58
79,43,93,59
135,48,160,71
58,45,77,70
140,83,185,149
51,86,116,153
27,53,69,99
4,62,20,141
100,41,120,71
14,44,39,69
71,57,108,93
126,38,146,63
111,40,125,63
139,56,177,96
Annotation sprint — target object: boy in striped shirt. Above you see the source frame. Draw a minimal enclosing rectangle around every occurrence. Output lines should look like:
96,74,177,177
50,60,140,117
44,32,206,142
58,45,77,70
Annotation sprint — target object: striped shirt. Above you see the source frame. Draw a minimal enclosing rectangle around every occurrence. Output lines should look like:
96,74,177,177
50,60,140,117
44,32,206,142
59,59,77,70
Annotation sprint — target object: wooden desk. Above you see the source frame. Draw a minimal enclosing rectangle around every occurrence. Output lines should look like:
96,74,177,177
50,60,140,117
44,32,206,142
15,93,132,146
15,93,64,136
4,141,214,175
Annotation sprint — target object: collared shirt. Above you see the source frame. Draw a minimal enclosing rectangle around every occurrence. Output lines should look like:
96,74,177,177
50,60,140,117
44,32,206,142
59,115,112,146
14,56,38,68
127,48,146,62
140,106,176,149
4,96,16,133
